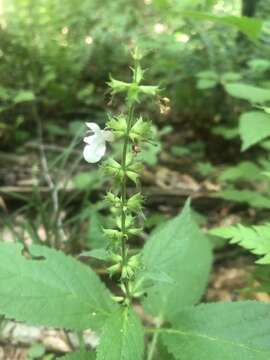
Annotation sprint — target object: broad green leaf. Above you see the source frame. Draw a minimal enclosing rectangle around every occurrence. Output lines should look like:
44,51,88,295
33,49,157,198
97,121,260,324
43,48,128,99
13,91,35,104
0,243,116,331
162,301,270,360
214,189,270,209
182,12,262,41
210,223,270,264
59,350,96,360
97,308,144,360
239,111,270,150
141,200,212,321
87,211,108,249
225,84,270,104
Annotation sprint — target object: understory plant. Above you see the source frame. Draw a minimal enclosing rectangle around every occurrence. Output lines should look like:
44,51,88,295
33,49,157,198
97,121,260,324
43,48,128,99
1,50,270,360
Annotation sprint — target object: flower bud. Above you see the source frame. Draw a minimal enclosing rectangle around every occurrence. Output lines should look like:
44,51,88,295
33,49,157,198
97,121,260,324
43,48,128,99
122,265,134,280
128,254,141,269
108,77,130,94
132,46,143,61
103,158,124,181
105,192,121,208
107,263,121,277
127,193,144,212
128,227,142,236
103,228,123,241
106,115,127,138
129,117,154,142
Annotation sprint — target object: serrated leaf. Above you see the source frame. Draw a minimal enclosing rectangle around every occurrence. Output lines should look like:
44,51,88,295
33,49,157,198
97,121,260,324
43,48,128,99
0,243,116,331
97,307,144,360
59,350,96,360
141,200,212,322
162,301,270,360
225,83,270,104
210,223,270,264
239,111,270,150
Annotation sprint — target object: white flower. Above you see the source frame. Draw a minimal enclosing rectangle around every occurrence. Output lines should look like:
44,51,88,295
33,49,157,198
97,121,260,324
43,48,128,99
83,122,114,163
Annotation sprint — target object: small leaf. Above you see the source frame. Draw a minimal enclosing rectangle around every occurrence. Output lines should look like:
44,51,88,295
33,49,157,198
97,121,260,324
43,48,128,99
13,91,35,104
80,249,108,261
0,243,117,331
197,79,217,90
196,70,218,80
141,200,212,322
222,72,242,82
97,307,144,360
239,111,270,150
162,301,270,360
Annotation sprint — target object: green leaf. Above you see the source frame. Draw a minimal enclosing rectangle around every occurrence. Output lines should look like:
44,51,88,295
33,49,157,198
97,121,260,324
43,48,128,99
87,211,108,249
225,84,270,104
97,307,144,360
219,161,263,182
221,72,242,82
210,223,270,264
13,91,35,104
214,189,270,209
212,126,239,140
73,170,104,191
162,301,270,360
182,12,262,41
0,243,116,331
239,111,270,150
141,200,212,321
197,79,217,90
80,248,109,261
196,70,218,80
59,350,96,360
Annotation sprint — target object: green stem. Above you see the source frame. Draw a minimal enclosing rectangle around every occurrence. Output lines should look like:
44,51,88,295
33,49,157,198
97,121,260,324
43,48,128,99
120,103,135,301
147,331,159,360
147,318,163,360
119,57,139,302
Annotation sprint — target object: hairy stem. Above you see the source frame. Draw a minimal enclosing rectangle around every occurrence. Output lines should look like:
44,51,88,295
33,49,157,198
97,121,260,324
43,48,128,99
120,103,135,301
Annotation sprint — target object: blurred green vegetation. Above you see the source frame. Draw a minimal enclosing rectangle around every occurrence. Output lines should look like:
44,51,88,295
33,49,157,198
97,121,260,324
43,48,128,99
2,0,270,257
0,0,268,150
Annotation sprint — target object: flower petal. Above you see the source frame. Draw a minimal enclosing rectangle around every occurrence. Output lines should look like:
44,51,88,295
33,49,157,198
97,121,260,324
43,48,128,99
102,130,114,142
85,122,101,133
83,134,96,144
83,136,106,163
